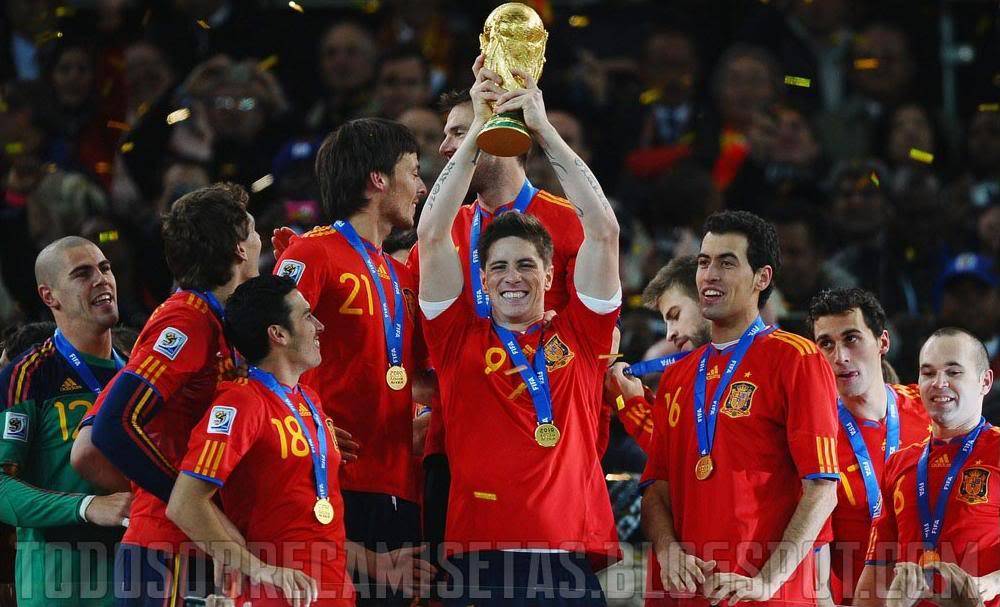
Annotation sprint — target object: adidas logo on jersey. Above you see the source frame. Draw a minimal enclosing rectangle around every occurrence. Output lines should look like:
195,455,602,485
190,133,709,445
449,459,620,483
377,265,390,280
298,404,312,418
60,377,83,392
706,366,721,381
931,453,952,468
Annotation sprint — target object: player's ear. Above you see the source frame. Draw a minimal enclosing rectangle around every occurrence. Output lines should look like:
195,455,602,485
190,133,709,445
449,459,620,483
543,264,554,291
267,324,288,348
754,265,773,293
878,330,891,356
235,241,249,263
38,284,59,310
369,170,388,193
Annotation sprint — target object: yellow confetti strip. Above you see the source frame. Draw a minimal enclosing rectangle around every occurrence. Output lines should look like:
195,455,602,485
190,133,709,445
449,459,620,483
639,88,661,105
288,1,304,13
784,76,811,88
121,141,135,153
4,142,24,155
196,20,210,29
909,148,934,164
106,120,130,131
99,230,119,243
854,58,879,70
258,55,279,71
979,103,999,112
569,15,590,27
870,171,880,188
166,108,191,125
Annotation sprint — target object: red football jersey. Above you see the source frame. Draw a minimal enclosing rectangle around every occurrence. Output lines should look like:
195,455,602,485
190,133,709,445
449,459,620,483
422,293,619,566
90,291,234,550
411,188,585,459
275,226,421,502
828,384,931,604
180,379,352,605
865,425,1000,607
642,329,840,607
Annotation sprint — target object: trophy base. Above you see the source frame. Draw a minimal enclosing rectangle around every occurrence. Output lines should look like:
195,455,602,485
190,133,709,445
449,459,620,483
476,112,532,157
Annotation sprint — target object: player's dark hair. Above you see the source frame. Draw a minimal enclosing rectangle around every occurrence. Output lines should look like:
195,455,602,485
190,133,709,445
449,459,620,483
806,288,888,339
478,212,554,267
702,210,781,307
642,255,699,310
224,275,297,365
438,89,471,114
315,118,419,222
1,321,57,362
925,327,991,374
162,183,251,292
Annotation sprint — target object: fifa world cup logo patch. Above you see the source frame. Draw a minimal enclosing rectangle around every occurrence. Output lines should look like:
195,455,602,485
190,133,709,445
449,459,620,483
721,381,756,418
958,467,990,505
543,334,574,372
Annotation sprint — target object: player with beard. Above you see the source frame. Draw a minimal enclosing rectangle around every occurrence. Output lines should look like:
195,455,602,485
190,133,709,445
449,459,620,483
274,118,432,605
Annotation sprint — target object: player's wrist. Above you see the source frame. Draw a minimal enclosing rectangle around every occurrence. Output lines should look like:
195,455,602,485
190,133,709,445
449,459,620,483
79,495,96,523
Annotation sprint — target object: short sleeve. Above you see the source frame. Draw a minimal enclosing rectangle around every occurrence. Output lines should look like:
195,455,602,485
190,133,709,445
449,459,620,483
561,292,620,361
0,402,34,467
783,351,841,481
276,238,328,309
180,384,264,487
420,291,479,371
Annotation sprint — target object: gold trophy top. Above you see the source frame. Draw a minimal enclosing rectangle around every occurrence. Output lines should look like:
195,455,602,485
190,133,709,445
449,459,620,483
479,2,548,91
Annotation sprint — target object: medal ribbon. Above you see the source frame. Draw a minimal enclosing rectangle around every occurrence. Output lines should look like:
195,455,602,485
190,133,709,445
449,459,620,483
333,220,404,368
493,322,553,427
693,317,767,458
469,179,538,318
52,329,125,394
624,350,692,377
837,384,900,519
916,417,986,552
250,367,329,501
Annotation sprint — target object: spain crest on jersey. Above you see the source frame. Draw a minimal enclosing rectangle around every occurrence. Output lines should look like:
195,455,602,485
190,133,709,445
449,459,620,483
544,334,574,372
278,259,306,285
958,467,990,505
721,381,756,418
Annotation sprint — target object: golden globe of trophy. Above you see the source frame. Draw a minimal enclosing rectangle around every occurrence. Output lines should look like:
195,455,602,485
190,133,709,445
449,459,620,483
475,2,548,157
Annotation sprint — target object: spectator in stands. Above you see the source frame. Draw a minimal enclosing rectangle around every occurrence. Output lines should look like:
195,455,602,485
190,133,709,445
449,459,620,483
373,45,431,120
304,21,377,134
397,106,445,186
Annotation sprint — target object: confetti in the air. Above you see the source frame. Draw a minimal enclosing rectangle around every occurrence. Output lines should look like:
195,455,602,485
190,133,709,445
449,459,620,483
99,230,120,243
197,20,210,29
166,108,191,125
909,148,934,164
870,171,880,188
569,15,590,28
854,58,879,70
784,76,811,88
288,1,304,13
251,174,275,193
121,142,135,153
979,103,999,112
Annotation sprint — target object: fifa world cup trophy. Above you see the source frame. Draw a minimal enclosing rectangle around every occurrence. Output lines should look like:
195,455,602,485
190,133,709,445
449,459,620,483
475,2,548,157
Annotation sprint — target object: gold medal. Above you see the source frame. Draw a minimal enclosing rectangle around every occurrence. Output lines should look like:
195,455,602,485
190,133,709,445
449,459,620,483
314,498,334,525
918,550,940,567
695,455,714,481
385,365,408,391
534,423,560,448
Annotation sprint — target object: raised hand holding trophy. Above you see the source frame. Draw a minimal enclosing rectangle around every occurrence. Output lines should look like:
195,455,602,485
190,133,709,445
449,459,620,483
475,2,548,157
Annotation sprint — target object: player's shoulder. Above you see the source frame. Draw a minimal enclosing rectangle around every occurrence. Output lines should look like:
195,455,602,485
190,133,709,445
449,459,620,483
890,384,927,418
213,377,256,400
887,437,928,475
2,338,61,406
134,292,219,354
300,383,322,407
760,329,821,358
531,189,578,215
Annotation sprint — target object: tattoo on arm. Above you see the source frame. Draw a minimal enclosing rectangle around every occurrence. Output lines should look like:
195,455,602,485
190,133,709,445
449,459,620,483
425,159,457,211
543,149,568,176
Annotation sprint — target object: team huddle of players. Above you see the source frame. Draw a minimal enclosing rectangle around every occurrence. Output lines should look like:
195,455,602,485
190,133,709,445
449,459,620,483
0,56,997,607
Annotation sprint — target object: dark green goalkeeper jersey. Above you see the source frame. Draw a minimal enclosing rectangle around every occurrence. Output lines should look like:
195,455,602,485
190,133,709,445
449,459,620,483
0,337,125,606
